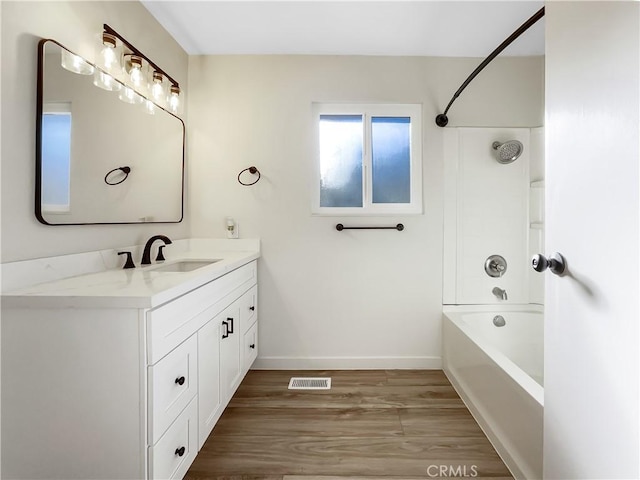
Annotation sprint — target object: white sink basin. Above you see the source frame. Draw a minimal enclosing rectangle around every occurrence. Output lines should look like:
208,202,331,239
149,260,221,273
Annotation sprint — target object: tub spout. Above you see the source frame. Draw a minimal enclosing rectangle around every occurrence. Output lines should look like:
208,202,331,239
492,287,508,301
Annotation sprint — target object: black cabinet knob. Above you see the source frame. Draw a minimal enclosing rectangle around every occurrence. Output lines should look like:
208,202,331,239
249,343,256,349
249,306,255,311
175,446,186,457
175,376,185,386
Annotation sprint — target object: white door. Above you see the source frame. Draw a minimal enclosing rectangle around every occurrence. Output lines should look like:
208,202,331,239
544,3,640,479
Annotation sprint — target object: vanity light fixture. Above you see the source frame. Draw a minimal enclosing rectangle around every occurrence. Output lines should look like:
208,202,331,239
127,54,144,88
60,49,94,75
98,32,119,72
150,71,165,102
168,85,181,114
118,85,143,105
101,24,181,114
93,70,122,92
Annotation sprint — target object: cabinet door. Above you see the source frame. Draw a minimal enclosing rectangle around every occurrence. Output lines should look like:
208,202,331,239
242,322,258,375
197,318,222,449
220,302,241,405
238,285,258,334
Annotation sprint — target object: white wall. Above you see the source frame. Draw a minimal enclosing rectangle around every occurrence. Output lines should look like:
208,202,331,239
1,1,189,262
544,2,640,478
188,55,543,368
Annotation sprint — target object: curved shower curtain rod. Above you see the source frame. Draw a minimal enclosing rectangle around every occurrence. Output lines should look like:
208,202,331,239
435,6,545,127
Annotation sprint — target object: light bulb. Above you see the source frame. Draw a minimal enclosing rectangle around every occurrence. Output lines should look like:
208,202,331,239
99,33,119,72
150,71,165,103
93,70,122,92
60,49,94,75
118,86,143,104
129,55,143,87
143,99,156,115
168,85,181,114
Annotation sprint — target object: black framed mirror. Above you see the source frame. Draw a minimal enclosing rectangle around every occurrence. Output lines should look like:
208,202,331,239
36,39,185,225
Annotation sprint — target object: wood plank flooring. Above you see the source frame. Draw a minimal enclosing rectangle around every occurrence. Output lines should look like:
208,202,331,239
185,370,512,480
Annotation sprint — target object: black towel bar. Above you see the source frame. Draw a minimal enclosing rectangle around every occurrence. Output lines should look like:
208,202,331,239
336,223,404,231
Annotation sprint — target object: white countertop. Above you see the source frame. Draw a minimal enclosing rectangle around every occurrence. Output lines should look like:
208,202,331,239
1,238,260,309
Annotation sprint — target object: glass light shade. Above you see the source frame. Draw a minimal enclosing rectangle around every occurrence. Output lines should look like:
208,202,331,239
93,70,122,92
150,72,166,103
143,99,156,115
118,86,143,105
98,33,120,73
129,55,144,87
168,86,181,114
60,49,94,75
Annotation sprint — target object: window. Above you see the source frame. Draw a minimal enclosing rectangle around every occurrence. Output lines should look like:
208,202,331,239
312,103,422,215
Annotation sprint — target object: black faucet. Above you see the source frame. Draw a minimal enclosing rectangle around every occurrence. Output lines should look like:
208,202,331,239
141,235,172,265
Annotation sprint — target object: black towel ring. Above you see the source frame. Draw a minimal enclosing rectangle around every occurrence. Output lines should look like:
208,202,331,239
104,166,131,186
237,166,261,186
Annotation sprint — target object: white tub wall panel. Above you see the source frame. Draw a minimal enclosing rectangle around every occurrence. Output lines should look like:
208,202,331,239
443,316,543,480
455,128,530,305
1,307,146,480
442,128,459,305
528,127,545,305
529,127,545,183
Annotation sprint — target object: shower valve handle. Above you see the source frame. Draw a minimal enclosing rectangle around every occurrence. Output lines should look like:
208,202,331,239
532,253,566,276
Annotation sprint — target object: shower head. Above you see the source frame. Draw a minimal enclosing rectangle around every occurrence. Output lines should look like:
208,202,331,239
492,140,523,164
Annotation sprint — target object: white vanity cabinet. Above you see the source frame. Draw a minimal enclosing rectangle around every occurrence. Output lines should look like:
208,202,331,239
2,257,258,480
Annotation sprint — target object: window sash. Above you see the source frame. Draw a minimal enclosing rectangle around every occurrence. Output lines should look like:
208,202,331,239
312,103,422,215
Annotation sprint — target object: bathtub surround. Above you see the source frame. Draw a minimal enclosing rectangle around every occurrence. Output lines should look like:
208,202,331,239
188,55,544,370
1,1,189,262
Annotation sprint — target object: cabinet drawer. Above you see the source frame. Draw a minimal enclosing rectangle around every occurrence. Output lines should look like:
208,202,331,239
149,397,198,480
148,335,197,444
242,322,258,374
147,261,257,364
239,284,258,334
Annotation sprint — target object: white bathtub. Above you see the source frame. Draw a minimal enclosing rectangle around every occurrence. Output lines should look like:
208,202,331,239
443,305,543,480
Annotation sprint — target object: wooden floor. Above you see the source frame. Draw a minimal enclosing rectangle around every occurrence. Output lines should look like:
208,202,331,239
185,370,512,480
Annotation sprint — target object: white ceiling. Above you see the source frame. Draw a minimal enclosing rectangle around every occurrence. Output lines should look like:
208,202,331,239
141,1,545,57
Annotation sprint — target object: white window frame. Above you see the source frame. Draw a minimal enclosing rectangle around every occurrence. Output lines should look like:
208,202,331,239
312,103,423,216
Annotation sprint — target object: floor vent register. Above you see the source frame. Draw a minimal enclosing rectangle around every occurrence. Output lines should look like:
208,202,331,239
288,377,332,390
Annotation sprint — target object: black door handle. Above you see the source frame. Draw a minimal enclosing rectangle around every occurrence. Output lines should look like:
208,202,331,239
227,317,234,334
175,446,186,457
249,306,255,311
249,343,255,349
175,376,185,386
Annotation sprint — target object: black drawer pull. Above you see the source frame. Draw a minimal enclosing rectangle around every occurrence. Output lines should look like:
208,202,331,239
249,343,255,349
175,376,185,386
175,446,186,457
249,306,255,311
227,317,234,334
222,321,229,339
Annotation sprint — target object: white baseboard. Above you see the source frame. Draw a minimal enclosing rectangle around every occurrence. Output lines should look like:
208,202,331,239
252,356,442,370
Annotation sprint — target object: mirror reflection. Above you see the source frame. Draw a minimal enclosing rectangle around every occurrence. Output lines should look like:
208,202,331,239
37,40,184,225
